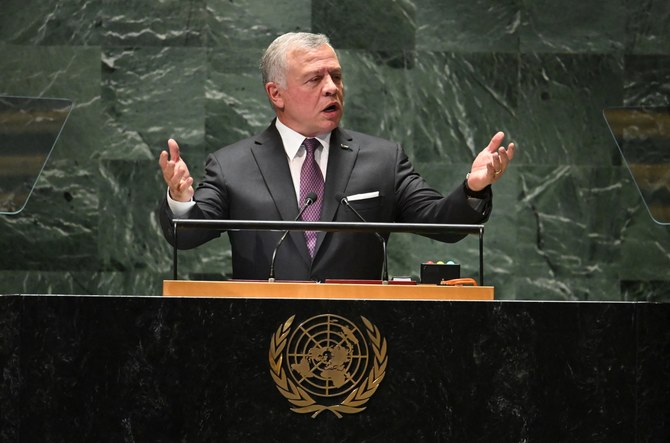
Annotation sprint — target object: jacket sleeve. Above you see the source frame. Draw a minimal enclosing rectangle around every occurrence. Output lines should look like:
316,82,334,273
392,145,492,243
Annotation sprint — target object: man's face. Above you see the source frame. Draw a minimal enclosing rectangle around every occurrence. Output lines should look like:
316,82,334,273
266,44,344,137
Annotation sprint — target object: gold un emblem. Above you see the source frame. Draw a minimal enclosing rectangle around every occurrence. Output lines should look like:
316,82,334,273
269,314,388,418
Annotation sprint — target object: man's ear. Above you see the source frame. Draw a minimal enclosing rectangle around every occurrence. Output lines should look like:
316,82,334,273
265,82,284,110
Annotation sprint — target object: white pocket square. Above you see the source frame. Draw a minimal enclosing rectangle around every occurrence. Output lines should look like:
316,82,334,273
346,191,380,202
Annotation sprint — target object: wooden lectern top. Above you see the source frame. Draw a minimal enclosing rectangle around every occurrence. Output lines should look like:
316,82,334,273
162,280,494,301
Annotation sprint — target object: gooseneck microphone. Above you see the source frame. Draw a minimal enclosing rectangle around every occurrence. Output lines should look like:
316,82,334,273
336,194,389,284
268,192,318,282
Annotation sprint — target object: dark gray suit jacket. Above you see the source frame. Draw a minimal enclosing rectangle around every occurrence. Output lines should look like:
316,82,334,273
160,122,491,281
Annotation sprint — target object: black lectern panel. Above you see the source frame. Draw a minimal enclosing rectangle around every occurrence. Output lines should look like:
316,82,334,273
0,295,668,442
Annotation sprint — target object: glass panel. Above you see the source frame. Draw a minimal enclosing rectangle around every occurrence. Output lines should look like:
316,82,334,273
0,96,73,214
603,106,670,225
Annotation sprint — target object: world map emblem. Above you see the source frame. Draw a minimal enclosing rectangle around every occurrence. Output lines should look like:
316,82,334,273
269,314,388,418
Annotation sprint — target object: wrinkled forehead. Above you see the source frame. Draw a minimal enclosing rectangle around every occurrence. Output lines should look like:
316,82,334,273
287,44,340,69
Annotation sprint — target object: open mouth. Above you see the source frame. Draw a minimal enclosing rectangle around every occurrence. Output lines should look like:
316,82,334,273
323,103,339,113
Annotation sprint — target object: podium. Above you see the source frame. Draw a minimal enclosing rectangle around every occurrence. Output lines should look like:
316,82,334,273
1,292,667,442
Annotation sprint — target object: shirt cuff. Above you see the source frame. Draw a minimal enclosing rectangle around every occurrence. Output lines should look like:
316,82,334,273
166,187,195,217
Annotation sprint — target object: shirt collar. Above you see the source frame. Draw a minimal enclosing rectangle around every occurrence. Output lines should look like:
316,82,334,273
275,118,331,160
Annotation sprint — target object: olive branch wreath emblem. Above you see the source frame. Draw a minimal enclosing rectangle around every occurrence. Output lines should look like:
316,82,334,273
268,315,388,418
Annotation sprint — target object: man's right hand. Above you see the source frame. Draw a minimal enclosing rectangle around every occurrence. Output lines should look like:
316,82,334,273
159,138,194,202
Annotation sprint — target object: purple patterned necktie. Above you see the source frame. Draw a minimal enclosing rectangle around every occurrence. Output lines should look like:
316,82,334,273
299,138,324,258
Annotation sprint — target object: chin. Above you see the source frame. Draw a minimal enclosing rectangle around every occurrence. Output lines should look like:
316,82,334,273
322,116,342,131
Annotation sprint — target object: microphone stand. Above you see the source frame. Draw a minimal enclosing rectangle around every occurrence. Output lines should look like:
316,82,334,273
340,197,389,284
268,231,290,282
268,193,317,282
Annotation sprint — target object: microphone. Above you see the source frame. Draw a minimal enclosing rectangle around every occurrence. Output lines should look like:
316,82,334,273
268,192,317,282
336,194,389,284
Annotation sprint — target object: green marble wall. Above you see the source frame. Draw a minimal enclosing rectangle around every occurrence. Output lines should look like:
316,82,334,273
0,0,668,300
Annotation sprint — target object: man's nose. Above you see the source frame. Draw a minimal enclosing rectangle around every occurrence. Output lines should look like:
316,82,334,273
323,75,338,95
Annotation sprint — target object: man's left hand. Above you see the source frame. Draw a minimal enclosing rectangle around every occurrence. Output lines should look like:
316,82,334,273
467,131,515,191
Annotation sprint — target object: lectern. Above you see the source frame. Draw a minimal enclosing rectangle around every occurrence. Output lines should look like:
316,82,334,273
161,279,493,422
2,293,667,441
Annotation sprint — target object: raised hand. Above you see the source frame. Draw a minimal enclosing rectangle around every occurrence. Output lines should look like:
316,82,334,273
467,131,515,192
158,138,194,202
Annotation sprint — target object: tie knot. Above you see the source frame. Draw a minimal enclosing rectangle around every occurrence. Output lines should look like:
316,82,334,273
303,138,320,154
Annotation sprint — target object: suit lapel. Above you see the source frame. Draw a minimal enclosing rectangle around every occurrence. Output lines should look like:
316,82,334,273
250,123,298,220
250,122,312,266
314,128,358,256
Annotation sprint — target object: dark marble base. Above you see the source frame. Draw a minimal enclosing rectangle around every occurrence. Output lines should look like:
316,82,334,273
1,295,668,442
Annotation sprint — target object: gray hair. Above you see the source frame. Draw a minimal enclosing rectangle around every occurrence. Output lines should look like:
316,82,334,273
260,32,333,88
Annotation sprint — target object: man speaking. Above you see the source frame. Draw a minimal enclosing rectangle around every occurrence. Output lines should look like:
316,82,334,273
158,32,515,281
